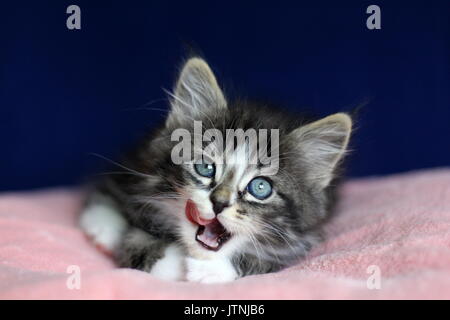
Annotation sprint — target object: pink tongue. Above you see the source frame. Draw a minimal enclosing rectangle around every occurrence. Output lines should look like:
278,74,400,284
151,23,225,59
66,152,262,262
185,200,214,226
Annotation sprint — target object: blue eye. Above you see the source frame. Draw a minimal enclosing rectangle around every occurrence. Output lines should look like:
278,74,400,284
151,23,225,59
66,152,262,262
194,162,216,178
247,177,272,200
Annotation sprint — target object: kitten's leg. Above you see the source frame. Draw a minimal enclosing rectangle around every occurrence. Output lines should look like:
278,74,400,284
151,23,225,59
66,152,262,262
79,192,128,253
231,253,278,277
185,253,281,283
231,232,322,277
185,235,319,283
185,256,238,284
116,228,185,281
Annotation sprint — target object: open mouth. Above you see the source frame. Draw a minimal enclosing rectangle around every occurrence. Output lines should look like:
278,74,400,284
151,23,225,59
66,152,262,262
185,200,231,251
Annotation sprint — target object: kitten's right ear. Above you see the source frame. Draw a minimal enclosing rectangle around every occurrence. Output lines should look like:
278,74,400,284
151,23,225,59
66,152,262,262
166,58,227,127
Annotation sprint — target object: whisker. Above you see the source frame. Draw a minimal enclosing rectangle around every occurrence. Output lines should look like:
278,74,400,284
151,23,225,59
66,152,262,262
89,153,154,179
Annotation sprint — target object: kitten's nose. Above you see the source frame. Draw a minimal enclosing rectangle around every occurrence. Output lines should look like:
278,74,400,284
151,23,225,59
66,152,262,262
210,187,231,215
212,200,230,215
209,184,231,215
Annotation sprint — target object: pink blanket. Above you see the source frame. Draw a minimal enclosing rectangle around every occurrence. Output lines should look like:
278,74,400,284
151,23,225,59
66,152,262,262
1,168,450,299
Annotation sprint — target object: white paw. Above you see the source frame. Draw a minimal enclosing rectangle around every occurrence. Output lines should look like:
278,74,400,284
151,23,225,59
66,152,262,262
79,195,128,253
150,244,185,281
185,257,237,284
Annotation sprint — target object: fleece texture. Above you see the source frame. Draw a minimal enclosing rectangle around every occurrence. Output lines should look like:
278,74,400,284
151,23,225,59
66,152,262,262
0,168,449,299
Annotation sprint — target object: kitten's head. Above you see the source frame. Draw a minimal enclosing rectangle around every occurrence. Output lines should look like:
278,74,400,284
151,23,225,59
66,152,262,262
151,58,352,261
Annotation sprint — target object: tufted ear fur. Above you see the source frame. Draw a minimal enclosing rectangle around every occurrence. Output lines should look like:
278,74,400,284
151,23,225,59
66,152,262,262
166,58,227,127
288,113,352,189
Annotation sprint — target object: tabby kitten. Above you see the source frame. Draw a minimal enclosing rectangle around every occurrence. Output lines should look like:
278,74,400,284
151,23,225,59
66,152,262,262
80,57,352,283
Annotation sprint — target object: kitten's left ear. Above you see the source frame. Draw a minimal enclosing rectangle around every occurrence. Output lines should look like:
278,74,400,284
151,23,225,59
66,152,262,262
289,113,352,189
166,58,227,127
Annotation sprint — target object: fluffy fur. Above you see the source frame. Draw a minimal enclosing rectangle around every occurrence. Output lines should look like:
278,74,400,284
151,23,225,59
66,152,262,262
80,57,352,283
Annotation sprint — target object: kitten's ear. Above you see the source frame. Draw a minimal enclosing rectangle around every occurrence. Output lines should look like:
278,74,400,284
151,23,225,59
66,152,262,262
289,113,352,189
166,58,227,127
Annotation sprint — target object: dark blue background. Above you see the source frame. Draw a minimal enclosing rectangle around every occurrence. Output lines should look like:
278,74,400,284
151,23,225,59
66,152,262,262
1,1,449,191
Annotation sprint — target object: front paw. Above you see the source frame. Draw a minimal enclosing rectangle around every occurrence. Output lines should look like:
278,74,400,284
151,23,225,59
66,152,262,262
185,257,237,284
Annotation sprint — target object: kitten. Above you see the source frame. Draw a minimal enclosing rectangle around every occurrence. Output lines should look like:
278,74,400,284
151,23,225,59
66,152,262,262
80,57,352,283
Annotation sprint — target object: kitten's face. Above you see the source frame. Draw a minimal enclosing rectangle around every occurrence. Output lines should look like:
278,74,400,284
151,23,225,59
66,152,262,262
181,139,283,256
152,58,351,260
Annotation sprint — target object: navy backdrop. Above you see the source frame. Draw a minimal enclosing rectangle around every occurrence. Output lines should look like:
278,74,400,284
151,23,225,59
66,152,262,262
1,0,449,191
